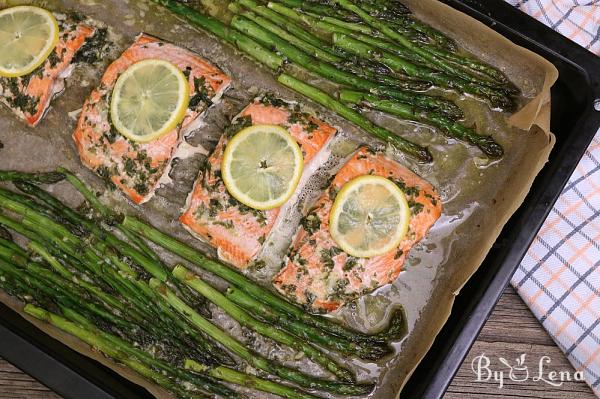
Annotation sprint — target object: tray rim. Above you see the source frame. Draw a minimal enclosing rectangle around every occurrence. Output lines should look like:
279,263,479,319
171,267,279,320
1,1,599,398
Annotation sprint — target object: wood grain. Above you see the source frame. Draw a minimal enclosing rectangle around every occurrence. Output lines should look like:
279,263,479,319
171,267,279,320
0,358,59,398
444,287,596,399
0,287,596,398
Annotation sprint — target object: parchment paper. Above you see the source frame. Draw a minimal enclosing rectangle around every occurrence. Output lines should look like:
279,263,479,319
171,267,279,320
0,0,558,398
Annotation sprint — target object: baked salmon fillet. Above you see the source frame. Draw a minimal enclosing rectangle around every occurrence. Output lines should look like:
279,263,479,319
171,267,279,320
73,33,231,204
0,13,103,126
180,97,337,269
273,147,442,313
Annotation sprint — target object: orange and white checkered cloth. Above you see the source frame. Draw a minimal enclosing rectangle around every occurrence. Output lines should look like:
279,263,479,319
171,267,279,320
507,1,600,396
507,0,600,54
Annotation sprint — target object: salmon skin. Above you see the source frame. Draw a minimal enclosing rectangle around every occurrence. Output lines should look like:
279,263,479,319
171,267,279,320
73,33,231,205
273,147,442,313
0,13,103,127
180,96,337,269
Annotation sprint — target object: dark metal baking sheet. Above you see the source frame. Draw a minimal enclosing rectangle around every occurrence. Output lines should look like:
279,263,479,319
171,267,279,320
1,1,599,398
402,1,600,398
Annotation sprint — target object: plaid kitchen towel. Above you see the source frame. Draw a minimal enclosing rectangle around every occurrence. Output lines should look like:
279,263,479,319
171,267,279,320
507,1,600,396
506,0,600,54
511,130,600,396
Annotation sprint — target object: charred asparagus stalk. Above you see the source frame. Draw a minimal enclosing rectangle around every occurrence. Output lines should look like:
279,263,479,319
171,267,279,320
23,305,239,399
0,170,65,184
172,265,354,382
230,1,435,94
225,286,394,360
150,279,374,395
53,172,400,360
340,90,504,158
0,172,391,396
121,212,408,346
331,33,515,109
0,188,230,365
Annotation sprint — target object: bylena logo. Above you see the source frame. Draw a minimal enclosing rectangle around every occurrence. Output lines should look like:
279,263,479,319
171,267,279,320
471,353,585,389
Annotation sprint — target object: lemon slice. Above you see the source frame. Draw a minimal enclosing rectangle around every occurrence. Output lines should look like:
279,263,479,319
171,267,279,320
329,175,410,258
110,59,189,143
222,124,304,211
0,6,59,78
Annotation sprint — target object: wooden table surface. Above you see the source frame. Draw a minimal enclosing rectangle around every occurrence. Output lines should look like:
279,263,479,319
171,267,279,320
0,287,596,399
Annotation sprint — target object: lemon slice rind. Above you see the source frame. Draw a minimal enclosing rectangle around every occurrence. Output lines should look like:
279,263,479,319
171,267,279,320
0,6,60,78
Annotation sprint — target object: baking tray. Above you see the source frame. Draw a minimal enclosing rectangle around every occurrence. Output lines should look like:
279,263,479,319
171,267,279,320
1,1,600,398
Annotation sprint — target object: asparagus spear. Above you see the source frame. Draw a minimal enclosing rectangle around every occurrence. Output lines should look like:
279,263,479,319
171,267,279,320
0,170,64,184
340,90,504,158
59,307,239,399
229,3,343,63
185,360,318,399
0,188,368,397
267,2,357,36
23,305,223,399
277,73,433,161
273,0,510,86
336,58,434,92
0,236,27,257
172,265,354,382
230,3,432,93
235,0,431,90
54,169,210,314
275,0,434,47
237,0,345,58
356,0,507,82
225,286,393,360
25,169,395,360
149,0,284,70
426,45,512,86
230,15,462,119
0,188,165,280
52,170,407,345
268,0,373,34
0,216,161,333
352,32,512,91
0,256,131,329
332,33,515,109
15,180,148,259
0,190,229,365
270,1,452,51
333,0,516,108
151,278,374,396
391,15,458,51
121,214,408,345
1,244,242,398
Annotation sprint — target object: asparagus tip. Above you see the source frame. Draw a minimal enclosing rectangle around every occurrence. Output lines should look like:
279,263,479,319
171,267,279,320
0,226,11,241
478,137,504,159
379,306,408,341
